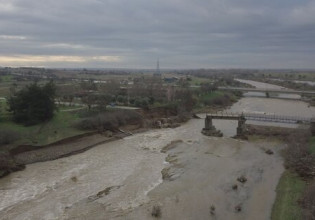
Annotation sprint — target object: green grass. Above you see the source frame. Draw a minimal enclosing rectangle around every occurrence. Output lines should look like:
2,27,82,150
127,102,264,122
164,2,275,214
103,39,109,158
309,137,315,154
198,91,225,104
0,86,10,97
271,170,306,220
1,99,85,146
201,91,224,99
0,75,13,82
0,110,84,146
189,77,213,85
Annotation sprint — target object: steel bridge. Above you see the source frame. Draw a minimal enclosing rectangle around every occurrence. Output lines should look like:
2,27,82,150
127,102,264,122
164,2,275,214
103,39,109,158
202,112,315,137
205,112,313,124
218,87,315,96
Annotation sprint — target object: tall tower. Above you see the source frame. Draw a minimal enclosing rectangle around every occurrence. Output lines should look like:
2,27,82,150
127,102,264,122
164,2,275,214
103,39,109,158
154,58,161,78
156,58,160,75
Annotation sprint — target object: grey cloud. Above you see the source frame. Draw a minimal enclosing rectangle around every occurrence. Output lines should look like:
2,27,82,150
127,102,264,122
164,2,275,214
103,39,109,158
0,0,314,68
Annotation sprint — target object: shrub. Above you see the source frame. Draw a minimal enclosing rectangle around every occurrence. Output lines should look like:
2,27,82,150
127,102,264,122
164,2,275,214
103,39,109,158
299,181,315,219
284,130,315,179
75,110,143,131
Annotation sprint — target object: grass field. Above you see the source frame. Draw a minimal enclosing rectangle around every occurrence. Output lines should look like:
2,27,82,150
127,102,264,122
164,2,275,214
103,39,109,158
0,75,13,82
0,100,84,146
189,76,213,85
199,91,224,100
309,136,315,154
271,170,306,220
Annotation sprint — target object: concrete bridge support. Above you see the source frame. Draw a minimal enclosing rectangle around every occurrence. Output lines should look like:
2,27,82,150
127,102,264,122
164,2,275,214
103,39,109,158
202,115,246,138
265,92,270,98
202,116,223,137
204,116,214,130
236,116,246,137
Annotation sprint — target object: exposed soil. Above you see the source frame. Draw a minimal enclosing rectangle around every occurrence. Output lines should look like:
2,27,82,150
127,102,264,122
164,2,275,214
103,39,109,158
0,107,192,178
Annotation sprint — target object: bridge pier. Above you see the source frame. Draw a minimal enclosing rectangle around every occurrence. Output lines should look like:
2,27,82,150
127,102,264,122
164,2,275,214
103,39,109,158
204,116,214,130
202,115,223,137
265,92,270,98
236,116,246,137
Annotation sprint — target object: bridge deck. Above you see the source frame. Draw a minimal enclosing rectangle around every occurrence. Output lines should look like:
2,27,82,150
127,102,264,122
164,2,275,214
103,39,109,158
206,113,313,124
218,87,315,95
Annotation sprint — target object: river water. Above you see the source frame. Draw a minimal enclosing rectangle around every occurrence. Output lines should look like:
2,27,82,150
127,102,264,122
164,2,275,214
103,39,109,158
1,80,315,220
236,78,301,99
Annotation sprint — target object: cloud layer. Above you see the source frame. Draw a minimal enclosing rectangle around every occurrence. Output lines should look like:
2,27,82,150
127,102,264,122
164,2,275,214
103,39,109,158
0,0,314,68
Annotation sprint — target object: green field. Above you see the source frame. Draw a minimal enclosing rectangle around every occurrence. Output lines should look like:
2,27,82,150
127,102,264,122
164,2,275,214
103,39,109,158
309,136,315,154
271,170,306,220
0,75,13,82
199,91,224,100
0,100,84,146
189,76,213,85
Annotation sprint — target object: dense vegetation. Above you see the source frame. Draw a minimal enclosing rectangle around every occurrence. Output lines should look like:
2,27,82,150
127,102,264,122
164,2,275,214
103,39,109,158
75,110,143,131
7,81,56,125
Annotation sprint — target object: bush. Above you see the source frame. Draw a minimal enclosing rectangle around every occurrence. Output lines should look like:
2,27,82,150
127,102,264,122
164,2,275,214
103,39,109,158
299,181,315,219
284,130,315,179
75,110,143,131
132,97,150,108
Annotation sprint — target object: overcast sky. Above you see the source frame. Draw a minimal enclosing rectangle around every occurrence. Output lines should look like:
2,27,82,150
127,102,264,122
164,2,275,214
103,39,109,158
0,0,315,69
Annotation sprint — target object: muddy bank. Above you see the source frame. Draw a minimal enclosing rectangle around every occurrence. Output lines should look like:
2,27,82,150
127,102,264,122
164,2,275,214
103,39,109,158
0,152,25,178
0,107,191,179
0,129,142,178
245,124,306,140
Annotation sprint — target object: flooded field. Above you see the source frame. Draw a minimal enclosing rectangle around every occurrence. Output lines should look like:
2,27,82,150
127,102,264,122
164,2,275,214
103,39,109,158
1,80,315,220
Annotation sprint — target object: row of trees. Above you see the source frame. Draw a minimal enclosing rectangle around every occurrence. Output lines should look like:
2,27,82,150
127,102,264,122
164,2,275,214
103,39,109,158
3,77,220,126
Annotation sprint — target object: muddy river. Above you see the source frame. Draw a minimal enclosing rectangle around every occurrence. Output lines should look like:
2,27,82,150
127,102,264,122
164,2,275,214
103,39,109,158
1,80,315,220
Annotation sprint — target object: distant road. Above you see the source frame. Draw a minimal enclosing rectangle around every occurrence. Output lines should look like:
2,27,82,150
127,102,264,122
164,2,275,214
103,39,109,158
56,101,140,110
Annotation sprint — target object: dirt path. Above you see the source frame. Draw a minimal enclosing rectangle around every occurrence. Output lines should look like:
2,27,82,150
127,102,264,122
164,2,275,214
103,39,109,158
13,134,118,165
